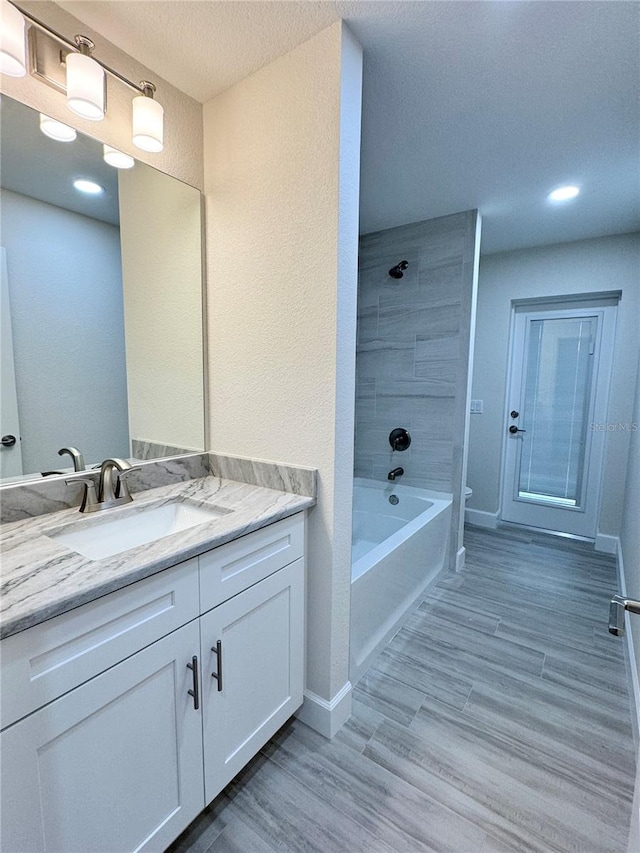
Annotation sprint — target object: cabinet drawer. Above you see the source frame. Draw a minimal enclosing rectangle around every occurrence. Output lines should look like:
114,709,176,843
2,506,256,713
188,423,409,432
1,559,199,730
199,514,304,612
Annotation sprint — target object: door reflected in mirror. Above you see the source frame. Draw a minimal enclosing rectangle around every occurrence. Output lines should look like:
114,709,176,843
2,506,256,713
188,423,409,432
0,95,205,483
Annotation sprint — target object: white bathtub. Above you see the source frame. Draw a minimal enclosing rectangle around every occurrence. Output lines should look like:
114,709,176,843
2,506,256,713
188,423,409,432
350,477,452,685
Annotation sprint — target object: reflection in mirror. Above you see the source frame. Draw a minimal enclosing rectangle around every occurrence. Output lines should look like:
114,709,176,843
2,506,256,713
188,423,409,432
0,95,205,484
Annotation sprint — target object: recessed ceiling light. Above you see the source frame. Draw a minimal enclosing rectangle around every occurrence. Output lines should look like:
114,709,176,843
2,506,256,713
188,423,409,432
103,145,134,169
73,179,103,195
39,114,77,142
548,185,580,202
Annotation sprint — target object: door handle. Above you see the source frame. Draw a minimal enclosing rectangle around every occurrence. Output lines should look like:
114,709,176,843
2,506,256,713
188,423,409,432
1,435,16,447
211,640,223,692
186,656,200,710
609,595,640,637
509,425,526,434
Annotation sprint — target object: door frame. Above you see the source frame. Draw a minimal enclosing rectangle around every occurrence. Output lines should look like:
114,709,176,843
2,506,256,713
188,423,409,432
499,294,619,538
0,247,23,479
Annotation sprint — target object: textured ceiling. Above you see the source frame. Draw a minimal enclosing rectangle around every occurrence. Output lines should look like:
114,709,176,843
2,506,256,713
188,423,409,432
58,1,341,102
56,0,640,253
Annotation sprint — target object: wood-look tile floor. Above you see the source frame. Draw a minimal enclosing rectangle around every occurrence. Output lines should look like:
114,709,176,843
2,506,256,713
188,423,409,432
168,526,637,853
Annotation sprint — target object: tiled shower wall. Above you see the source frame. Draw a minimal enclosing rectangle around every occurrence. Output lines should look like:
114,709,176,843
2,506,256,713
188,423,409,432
355,210,480,567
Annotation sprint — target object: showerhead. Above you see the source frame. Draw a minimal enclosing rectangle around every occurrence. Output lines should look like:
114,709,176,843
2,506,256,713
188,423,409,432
388,260,409,279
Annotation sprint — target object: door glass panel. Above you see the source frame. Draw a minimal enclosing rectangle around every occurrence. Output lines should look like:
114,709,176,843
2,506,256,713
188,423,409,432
518,316,596,506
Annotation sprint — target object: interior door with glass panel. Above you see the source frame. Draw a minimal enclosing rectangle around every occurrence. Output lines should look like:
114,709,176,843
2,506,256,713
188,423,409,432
501,302,617,537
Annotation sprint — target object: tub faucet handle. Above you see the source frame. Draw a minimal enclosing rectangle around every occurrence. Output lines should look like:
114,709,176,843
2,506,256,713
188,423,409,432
389,428,411,452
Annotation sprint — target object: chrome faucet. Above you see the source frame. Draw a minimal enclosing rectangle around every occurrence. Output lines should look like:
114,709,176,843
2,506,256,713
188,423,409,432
58,447,85,472
67,458,140,513
388,467,404,481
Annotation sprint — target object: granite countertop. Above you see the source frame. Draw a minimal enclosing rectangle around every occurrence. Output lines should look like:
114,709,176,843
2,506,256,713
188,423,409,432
0,474,314,640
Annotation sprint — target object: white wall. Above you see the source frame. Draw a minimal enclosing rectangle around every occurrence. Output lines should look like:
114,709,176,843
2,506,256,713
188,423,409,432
621,350,640,712
1,1,203,190
118,163,204,452
0,189,129,472
620,351,640,851
204,21,362,734
468,232,640,537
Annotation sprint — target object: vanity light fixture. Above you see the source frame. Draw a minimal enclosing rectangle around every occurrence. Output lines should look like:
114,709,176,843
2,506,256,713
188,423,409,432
73,178,103,194
132,82,164,153
0,0,26,76
39,113,77,142
2,1,164,152
66,35,105,121
548,185,580,202
103,145,134,169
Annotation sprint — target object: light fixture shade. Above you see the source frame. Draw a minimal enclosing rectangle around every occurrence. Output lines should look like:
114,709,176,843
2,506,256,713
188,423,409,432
103,144,134,169
40,113,77,142
73,178,103,194
0,0,27,77
548,185,580,202
132,94,163,152
66,52,105,120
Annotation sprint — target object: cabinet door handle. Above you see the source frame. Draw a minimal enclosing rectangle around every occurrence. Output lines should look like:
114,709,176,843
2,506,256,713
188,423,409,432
186,656,199,710
211,640,223,692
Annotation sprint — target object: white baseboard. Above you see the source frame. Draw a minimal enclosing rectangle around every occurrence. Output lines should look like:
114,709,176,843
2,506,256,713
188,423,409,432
595,532,619,554
295,681,352,739
464,508,498,529
616,540,640,751
456,546,466,572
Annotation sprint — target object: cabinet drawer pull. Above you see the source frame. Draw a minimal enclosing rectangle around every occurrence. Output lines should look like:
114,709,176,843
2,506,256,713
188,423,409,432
211,640,223,692
186,656,199,710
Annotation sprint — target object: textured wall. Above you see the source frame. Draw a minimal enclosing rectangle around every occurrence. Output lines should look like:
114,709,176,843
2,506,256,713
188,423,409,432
118,162,204,453
0,1,203,190
204,22,362,711
468,232,640,537
0,189,129,473
355,210,480,567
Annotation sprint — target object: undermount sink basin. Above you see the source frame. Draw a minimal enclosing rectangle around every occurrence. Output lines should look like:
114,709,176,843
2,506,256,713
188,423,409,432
49,501,228,561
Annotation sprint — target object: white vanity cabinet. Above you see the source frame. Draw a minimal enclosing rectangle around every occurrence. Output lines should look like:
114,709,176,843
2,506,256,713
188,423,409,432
200,559,304,803
1,620,204,853
0,513,305,853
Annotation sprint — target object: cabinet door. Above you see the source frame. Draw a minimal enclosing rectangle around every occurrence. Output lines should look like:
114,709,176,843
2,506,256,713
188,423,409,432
201,559,304,804
1,621,204,853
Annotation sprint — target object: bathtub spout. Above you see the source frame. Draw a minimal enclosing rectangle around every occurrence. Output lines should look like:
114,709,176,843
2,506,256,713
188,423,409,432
388,467,404,481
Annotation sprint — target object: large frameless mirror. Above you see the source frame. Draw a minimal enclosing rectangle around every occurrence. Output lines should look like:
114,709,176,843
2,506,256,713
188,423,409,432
0,94,205,484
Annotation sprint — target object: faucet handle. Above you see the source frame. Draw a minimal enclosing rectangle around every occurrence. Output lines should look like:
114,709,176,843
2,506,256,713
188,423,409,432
66,476,99,513
114,465,140,501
